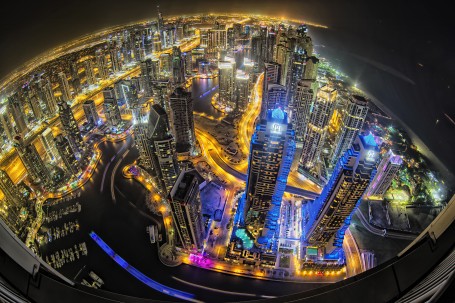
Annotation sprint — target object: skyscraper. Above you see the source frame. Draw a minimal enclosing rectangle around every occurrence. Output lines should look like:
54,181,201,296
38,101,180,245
303,56,319,81
244,108,295,251
234,70,250,111
0,169,27,209
39,77,58,118
109,47,121,73
69,60,82,94
40,128,60,163
103,88,122,129
365,150,402,200
7,93,28,134
55,134,81,176
83,100,99,127
132,103,153,170
304,134,378,253
169,87,195,153
58,101,84,153
84,59,96,86
168,169,205,251
172,46,185,84
330,95,369,166
96,49,109,80
299,85,337,170
14,135,52,187
140,58,159,97
265,84,287,112
207,28,227,54
58,71,72,101
261,62,281,117
0,169,28,236
148,104,179,193
0,106,14,141
218,60,236,111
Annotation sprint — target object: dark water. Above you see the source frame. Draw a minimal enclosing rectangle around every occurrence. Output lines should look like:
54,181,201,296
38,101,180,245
191,77,221,118
309,26,455,186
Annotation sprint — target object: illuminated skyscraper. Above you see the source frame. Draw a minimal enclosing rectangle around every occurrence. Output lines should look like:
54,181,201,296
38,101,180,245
303,56,319,81
234,70,250,111
218,60,235,111
58,71,72,101
58,101,84,153
103,88,122,129
109,47,121,73
84,59,96,86
7,93,28,134
299,85,337,169
291,80,314,170
14,135,52,187
172,46,185,84
153,32,162,52
83,100,99,127
0,169,27,209
37,77,58,118
261,62,281,117
148,104,179,193
169,87,195,153
330,95,369,166
55,134,81,176
152,79,171,111
0,106,14,141
132,103,153,170
40,128,60,163
265,84,287,111
207,28,227,54
0,169,28,236
96,49,109,80
365,150,402,200
168,169,205,251
244,108,295,251
69,60,82,94
140,58,159,97
24,85,43,121
304,134,378,253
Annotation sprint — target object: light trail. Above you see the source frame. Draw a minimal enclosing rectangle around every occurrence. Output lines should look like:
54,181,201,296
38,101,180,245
89,231,202,303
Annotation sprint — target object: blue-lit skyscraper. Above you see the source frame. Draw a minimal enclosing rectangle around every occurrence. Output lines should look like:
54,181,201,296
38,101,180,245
304,134,378,255
244,108,295,251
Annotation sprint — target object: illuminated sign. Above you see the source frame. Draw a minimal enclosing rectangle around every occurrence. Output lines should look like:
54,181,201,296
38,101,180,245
270,123,282,134
365,150,378,162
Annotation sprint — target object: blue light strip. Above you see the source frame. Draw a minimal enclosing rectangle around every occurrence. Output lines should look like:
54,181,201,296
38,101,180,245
89,231,198,302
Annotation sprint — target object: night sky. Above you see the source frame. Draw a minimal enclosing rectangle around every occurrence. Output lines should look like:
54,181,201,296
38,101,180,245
1,0,454,180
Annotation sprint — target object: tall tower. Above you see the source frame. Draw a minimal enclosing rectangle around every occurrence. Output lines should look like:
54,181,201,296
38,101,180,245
58,71,72,101
14,135,52,187
109,47,121,73
102,88,122,129
304,134,378,254
365,150,402,200
291,80,315,170
172,46,185,85
140,58,159,97
84,59,97,86
148,104,179,193
7,93,28,134
0,106,14,141
168,169,205,251
58,101,84,153
261,62,281,117
244,108,295,251
83,100,99,127
330,95,369,165
265,84,287,112
132,103,154,170
218,60,236,111
234,70,250,111
40,128,60,163
55,134,81,176
157,4,165,46
69,60,82,94
0,169,28,236
0,169,28,208
96,49,109,80
169,87,195,153
299,85,337,170
39,77,58,117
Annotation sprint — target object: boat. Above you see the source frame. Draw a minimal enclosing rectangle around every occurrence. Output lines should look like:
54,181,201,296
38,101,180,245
89,271,104,285
147,225,156,244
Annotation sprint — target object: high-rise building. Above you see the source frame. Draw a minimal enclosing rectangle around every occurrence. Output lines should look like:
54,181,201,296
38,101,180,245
207,29,227,54
131,103,153,170
234,70,250,111
40,128,60,163
83,100,99,127
299,85,337,169
153,32,162,52
24,86,43,121
244,108,295,251
172,46,185,84
304,134,378,253
39,77,58,117
303,56,319,81
7,93,28,134
151,79,171,110
265,84,287,112
69,60,82,95
58,71,72,101
183,51,192,76
84,59,96,86
261,62,281,117
169,87,195,153
103,88,122,129
291,80,314,170
14,135,52,187
218,60,236,111
96,49,109,80
330,95,369,165
58,101,84,153
140,58,159,97
55,134,81,176
109,47,121,73
168,169,205,251
0,106,14,141
365,150,402,200
148,104,179,193
159,53,172,74
0,169,28,236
